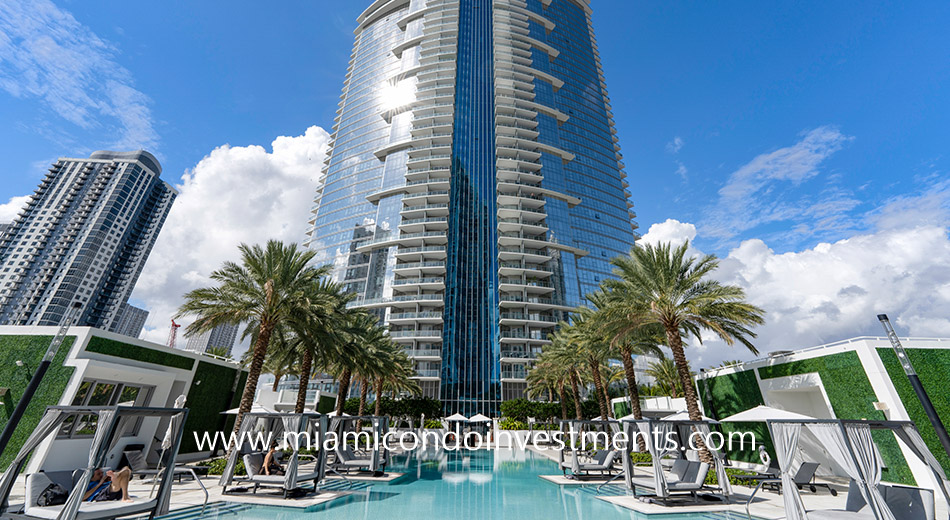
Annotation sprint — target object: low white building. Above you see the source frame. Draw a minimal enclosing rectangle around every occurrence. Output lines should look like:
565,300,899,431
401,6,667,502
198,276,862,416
0,325,246,472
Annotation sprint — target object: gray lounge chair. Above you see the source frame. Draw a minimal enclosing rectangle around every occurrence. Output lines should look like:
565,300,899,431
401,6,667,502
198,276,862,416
559,450,622,478
763,462,837,495
804,480,935,520
235,452,322,497
629,460,710,500
22,471,157,520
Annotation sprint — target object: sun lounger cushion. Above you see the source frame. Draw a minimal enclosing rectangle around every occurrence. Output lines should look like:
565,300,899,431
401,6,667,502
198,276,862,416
243,453,264,478
669,459,690,482
843,480,935,520
24,499,158,520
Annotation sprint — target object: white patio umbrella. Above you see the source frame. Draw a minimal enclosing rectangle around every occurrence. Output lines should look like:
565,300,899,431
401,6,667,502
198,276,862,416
719,405,814,422
326,410,350,417
468,413,491,423
221,403,276,415
445,413,468,422
661,411,719,423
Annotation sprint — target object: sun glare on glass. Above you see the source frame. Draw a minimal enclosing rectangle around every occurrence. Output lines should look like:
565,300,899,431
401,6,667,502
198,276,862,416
380,80,415,111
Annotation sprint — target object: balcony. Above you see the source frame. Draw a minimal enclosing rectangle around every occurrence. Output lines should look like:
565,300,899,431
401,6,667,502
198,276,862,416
412,369,441,379
389,329,444,340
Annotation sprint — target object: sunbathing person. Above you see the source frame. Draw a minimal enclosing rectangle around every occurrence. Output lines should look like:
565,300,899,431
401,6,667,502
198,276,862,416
83,467,133,503
262,442,285,476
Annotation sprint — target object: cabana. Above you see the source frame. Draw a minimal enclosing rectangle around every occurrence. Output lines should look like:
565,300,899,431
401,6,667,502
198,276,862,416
218,412,328,497
327,416,389,475
0,405,187,520
766,419,950,520
621,418,733,501
556,420,623,479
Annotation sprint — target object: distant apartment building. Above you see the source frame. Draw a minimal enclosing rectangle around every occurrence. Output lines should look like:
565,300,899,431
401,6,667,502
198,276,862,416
0,150,176,332
112,302,149,339
184,322,239,356
0,223,10,239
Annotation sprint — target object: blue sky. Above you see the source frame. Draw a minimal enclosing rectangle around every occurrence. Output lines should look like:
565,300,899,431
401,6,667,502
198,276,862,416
2,0,949,362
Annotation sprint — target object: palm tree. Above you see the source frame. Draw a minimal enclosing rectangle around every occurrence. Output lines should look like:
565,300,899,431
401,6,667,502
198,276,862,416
587,290,664,421
178,241,330,432
545,331,586,420
559,309,612,419
529,352,571,420
287,279,352,413
327,310,384,416
204,346,232,360
604,241,765,461
645,358,683,398
372,346,419,416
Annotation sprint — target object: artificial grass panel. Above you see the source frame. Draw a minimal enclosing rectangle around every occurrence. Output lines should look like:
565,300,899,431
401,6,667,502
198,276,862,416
85,336,195,370
699,369,772,464
0,335,76,468
877,348,950,474
179,361,245,453
759,351,914,485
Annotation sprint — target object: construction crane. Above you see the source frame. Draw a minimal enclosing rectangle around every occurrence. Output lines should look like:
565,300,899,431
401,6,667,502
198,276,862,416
167,319,181,349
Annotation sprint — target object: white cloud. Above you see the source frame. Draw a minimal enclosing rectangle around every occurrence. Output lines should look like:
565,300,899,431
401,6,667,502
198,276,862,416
666,136,684,154
0,0,157,150
641,185,950,369
674,161,688,180
0,195,31,222
702,126,855,241
640,219,697,248
131,126,331,346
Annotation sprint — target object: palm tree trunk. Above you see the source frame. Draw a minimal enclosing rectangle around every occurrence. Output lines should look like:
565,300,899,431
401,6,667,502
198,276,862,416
374,377,383,416
569,370,583,420
272,372,281,393
294,349,312,414
665,325,713,463
620,348,647,451
336,368,351,416
234,320,273,435
558,382,568,421
358,378,368,417
589,359,610,420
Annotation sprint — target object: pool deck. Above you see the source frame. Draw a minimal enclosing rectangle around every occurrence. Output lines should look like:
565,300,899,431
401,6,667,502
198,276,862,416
525,446,862,520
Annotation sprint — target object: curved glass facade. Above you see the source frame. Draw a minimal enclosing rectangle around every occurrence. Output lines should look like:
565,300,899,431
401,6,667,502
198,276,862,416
306,0,638,415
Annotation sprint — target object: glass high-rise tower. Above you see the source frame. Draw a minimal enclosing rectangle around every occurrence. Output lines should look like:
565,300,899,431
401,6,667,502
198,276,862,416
306,0,638,415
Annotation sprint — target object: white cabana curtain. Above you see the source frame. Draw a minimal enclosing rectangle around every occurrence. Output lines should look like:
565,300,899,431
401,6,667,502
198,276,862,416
0,408,66,510
844,424,895,520
155,410,186,515
219,414,257,486
772,422,807,520
894,425,950,508
58,409,116,520
280,415,302,489
634,420,674,497
695,423,732,496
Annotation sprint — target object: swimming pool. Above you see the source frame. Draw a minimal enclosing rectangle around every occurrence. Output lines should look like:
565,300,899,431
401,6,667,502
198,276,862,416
176,450,759,520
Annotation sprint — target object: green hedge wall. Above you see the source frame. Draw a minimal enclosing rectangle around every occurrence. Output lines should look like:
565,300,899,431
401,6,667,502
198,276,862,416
179,361,245,453
759,351,914,484
699,369,772,464
85,336,194,371
0,335,76,468
878,348,950,473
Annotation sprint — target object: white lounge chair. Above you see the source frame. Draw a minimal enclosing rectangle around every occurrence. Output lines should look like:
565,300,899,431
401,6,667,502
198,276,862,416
22,471,157,520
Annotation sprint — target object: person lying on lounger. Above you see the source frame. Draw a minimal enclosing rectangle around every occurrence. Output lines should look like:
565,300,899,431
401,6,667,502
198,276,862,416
262,442,285,476
83,467,133,503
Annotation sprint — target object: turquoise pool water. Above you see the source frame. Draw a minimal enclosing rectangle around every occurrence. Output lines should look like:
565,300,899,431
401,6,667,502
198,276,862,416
181,450,758,520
